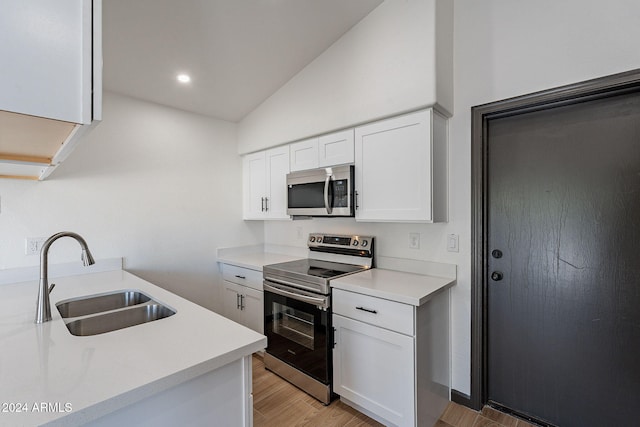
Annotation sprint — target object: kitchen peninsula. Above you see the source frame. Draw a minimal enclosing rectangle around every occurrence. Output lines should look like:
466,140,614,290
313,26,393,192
0,261,264,426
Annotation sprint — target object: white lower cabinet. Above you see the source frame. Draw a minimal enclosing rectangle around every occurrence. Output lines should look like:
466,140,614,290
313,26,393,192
332,288,450,427
221,264,264,334
333,314,414,426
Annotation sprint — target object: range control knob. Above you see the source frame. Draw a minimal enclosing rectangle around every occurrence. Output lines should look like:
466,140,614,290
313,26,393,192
361,240,368,247
353,240,359,246
309,236,316,242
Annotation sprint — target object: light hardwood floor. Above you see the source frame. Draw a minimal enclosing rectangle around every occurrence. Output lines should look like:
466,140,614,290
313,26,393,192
436,402,538,427
252,354,534,427
252,354,383,426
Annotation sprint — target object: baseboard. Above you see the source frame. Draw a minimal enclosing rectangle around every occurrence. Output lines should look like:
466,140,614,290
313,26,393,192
451,389,473,408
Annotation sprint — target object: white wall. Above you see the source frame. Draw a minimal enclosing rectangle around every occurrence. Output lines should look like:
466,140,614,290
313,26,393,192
450,0,640,396
242,0,640,397
237,0,453,154
0,92,263,312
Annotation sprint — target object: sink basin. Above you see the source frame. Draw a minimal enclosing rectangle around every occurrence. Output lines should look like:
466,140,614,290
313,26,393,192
64,304,176,336
57,290,151,318
55,289,176,336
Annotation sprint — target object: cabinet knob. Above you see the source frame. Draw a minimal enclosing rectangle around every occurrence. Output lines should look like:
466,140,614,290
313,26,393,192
491,271,503,281
491,249,503,259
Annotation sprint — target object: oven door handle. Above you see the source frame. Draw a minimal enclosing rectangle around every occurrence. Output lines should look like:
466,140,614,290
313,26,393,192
264,283,328,308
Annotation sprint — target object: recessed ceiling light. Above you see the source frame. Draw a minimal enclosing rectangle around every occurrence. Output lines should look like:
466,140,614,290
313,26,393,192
176,74,191,83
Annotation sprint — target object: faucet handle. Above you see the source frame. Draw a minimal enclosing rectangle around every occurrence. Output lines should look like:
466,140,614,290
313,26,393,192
48,283,55,293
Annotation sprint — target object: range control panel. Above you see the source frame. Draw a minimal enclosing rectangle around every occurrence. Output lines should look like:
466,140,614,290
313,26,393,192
307,233,374,257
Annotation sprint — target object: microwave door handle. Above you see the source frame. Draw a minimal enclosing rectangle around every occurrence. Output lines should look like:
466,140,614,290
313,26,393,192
324,174,333,214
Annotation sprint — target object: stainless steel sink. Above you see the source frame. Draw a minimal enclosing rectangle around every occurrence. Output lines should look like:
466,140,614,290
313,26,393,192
57,290,151,318
64,304,176,336
55,290,176,336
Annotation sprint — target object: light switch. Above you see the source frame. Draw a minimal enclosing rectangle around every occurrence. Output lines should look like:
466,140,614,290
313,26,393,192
447,234,459,252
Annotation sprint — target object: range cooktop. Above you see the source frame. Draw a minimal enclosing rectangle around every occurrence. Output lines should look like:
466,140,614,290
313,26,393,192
263,233,374,294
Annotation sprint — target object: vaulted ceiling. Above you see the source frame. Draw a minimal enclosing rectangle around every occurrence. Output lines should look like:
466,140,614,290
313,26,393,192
102,0,383,122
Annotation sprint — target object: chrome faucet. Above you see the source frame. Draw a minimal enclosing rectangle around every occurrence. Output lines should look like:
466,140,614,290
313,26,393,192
35,232,95,324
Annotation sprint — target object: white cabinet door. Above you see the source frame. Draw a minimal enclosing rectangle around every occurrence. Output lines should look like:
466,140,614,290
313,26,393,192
0,0,99,124
354,109,447,223
333,314,415,427
242,151,267,219
290,130,354,172
318,129,354,167
242,286,264,334
264,146,290,219
243,146,290,220
222,281,244,326
222,280,264,335
290,138,319,172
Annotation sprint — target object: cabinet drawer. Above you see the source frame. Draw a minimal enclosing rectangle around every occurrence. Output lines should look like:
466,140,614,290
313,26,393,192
332,289,414,336
222,264,263,291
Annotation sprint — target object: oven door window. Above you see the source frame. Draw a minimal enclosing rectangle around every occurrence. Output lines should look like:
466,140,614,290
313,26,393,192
272,302,315,350
265,290,330,384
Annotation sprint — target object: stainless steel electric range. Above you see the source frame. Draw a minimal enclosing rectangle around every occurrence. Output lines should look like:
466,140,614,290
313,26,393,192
262,233,374,405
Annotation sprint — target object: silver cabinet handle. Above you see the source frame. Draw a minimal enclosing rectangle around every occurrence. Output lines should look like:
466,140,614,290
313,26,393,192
236,293,241,309
355,191,359,210
260,197,264,212
356,306,377,314
235,275,246,280
265,197,269,212
239,294,245,310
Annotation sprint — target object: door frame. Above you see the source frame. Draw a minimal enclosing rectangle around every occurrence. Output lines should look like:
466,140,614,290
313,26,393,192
470,68,640,411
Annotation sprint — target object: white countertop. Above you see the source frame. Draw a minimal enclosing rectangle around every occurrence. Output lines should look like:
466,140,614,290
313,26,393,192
331,268,456,306
217,252,302,271
0,270,266,426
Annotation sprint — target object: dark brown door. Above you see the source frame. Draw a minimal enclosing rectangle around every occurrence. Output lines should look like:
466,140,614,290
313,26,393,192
486,91,640,426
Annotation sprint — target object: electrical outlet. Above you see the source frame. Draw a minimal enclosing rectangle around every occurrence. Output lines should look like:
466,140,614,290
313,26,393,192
409,232,420,249
25,237,46,256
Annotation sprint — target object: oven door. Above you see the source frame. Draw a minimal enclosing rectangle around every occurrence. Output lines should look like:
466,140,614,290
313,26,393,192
263,280,331,385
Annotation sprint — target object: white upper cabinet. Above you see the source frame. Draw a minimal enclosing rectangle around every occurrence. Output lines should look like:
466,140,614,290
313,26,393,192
354,109,447,223
289,138,319,172
0,0,100,124
243,151,267,219
243,146,290,220
290,129,355,172
0,0,102,180
318,129,354,167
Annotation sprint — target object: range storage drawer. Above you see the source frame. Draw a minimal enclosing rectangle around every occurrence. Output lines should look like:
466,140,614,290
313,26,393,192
332,288,414,336
222,264,263,291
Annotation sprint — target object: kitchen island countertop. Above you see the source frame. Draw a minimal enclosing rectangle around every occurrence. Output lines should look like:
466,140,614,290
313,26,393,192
0,269,265,426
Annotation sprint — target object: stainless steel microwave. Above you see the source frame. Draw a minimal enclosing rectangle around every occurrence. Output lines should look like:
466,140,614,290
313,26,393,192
286,165,354,217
